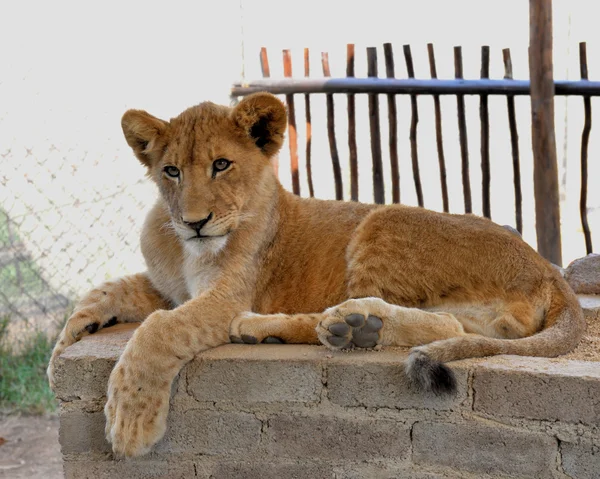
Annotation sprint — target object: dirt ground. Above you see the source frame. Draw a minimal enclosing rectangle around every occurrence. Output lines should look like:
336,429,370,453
0,415,62,479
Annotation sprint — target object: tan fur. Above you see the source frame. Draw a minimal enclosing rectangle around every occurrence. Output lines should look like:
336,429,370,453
48,93,585,457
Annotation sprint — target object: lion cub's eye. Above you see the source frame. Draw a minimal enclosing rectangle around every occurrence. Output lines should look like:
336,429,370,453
212,158,231,174
164,166,180,178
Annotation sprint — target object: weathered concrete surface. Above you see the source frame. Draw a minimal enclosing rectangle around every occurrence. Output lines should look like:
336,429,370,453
266,413,411,460
55,309,600,479
412,420,558,477
561,441,600,479
473,356,600,425
186,345,325,405
62,459,196,479
326,354,470,410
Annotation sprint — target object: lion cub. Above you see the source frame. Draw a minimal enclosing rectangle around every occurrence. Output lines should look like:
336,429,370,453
48,92,584,457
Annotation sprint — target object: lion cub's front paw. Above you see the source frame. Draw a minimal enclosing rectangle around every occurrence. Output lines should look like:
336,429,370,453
317,298,385,350
104,354,172,457
48,308,116,390
47,287,126,389
229,312,285,344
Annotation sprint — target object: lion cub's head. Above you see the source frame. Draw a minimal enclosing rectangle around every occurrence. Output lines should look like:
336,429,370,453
121,93,287,255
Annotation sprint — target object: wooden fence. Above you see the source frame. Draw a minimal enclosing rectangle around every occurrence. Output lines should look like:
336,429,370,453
232,41,597,265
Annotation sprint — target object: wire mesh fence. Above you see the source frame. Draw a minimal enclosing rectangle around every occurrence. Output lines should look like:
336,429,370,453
0,140,155,336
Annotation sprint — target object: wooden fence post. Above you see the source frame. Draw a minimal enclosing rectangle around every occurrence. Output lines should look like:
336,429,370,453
529,0,562,265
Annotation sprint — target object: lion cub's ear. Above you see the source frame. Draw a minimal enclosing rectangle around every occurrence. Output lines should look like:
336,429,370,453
231,93,287,157
121,110,170,168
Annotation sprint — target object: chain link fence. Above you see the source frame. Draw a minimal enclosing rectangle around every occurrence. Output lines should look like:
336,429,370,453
0,139,155,336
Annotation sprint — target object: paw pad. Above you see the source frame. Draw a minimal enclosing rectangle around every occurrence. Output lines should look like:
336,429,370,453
262,336,285,344
230,335,285,344
85,322,99,334
326,313,383,349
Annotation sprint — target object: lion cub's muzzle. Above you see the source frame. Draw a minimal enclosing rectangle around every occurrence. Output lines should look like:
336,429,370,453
182,212,213,238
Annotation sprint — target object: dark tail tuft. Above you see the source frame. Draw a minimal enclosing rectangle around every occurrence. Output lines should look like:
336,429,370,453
405,349,457,396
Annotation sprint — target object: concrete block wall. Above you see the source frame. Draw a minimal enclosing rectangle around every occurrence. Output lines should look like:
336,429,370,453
54,324,600,479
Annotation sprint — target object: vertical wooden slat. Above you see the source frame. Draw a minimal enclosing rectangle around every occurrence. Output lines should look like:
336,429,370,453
260,48,277,176
529,0,562,265
283,49,300,195
384,43,400,203
454,46,472,214
480,46,491,219
260,47,271,77
367,47,385,204
304,48,314,197
503,48,523,234
322,52,343,200
347,44,359,201
579,41,593,254
427,43,449,213
404,44,423,207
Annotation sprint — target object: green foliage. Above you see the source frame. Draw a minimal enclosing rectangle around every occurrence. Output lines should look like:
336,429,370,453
0,316,58,414
0,210,48,303
0,210,9,244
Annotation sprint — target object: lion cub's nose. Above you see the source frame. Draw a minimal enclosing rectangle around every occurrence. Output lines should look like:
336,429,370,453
183,212,213,233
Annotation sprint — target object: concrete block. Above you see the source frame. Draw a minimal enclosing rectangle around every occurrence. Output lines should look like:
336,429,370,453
53,325,133,401
196,459,334,479
187,344,325,405
199,459,446,479
59,411,111,454
412,420,557,478
156,409,261,455
63,459,195,479
332,463,445,479
561,441,600,479
473,356,600,425
267,414,411,461
326,350,469,410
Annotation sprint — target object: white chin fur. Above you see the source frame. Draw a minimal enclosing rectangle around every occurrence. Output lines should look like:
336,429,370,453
183,235,229,257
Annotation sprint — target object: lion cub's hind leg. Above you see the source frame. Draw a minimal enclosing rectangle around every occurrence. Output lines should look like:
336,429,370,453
426,299,539,340
317,297,467,350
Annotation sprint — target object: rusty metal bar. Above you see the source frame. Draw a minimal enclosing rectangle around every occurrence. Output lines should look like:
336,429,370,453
367,47,385,204
428,43,449,213
304,48,314,197
283,50,300,195
232,78,600,96
454,46,472,214
579,41,593,254
529,0,562,265
503,48,523,234
347,44,359,201
404,44,423,207
322,52,343,200
480,45,491,218
384,43,400,203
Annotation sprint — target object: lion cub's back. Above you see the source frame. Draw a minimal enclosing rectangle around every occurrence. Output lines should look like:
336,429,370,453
347,204,550,307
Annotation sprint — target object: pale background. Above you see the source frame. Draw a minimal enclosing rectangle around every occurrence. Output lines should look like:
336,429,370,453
1,0,599,330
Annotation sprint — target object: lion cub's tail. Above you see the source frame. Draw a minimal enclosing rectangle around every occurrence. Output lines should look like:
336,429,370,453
405,278,586,395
